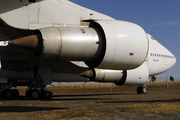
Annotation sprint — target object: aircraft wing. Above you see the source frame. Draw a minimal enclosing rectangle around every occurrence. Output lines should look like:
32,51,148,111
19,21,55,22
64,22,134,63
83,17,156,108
0,0,42,15
0,0,114,30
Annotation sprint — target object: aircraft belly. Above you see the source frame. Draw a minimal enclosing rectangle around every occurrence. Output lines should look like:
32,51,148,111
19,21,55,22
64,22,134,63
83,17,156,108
0,47,38,71
45,60,89,74
51,73,89,82
0,46,89,82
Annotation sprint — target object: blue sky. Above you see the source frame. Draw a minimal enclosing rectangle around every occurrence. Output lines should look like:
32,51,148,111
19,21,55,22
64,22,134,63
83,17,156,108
70,0,180,80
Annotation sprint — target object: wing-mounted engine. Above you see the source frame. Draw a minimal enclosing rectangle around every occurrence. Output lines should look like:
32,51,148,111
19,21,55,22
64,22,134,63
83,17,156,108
79,68,124,82
39,27,101,61
9,20,149,70
80,62,149,86
114,62,149,86
87,21,149,70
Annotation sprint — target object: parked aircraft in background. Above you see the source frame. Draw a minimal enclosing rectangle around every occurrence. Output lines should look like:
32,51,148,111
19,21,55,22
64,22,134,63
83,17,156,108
0,0,176,99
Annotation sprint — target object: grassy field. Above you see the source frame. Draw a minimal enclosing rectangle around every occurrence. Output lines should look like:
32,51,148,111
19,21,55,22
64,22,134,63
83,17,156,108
14,81,180,95
1,89,180,119
3,81,180,120
146,81,180,88
50,81,180,91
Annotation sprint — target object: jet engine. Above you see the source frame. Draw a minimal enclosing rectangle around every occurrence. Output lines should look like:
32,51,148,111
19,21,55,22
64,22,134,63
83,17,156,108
80,63,149,86
9,20,149,70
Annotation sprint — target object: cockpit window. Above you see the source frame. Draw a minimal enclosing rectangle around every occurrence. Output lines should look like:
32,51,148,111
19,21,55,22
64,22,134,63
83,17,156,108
151,36,155,40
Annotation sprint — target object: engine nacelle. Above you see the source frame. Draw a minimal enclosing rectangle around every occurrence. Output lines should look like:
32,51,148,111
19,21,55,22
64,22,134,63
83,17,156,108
86,68,124,82
80,62,149,86
86,21,149,70
115,62,149,86
40,21,148,70
39,27,101,61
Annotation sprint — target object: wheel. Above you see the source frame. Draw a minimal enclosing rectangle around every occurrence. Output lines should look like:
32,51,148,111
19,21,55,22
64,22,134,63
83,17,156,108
31,89,40,100
2,89,13,99
41,89,52,100
137,86,142,94
25,90,31,99
142,86,148,94
12,89,19,97
0,91,2,98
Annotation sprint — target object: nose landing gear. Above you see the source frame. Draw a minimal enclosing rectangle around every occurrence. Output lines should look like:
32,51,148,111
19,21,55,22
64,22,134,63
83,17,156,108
137,85,148,94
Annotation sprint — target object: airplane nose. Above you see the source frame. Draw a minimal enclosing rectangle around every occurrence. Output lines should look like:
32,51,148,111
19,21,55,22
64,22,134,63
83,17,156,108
173,55,176,66
170,53,176,68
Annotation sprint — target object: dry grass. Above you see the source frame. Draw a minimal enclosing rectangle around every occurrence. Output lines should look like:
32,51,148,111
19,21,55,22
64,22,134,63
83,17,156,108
19,102,180,119
13,81,180,93
50,81,180,91
146,81,180,88
53,83,116,89
1,86,180,119
125,102,180,115
53,81,180,89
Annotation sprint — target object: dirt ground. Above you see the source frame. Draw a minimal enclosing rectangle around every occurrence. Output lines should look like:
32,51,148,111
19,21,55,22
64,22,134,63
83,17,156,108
0,88,180,120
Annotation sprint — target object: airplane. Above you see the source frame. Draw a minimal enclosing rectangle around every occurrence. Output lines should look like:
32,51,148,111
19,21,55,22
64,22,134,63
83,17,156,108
0,0,176,99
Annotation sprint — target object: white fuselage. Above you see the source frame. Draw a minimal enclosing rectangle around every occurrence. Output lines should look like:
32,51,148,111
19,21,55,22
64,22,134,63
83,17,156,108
145,34,176,76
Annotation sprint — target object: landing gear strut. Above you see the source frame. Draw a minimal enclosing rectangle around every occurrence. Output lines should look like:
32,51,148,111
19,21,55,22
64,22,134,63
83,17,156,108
25,66,52,100
137,85,148,94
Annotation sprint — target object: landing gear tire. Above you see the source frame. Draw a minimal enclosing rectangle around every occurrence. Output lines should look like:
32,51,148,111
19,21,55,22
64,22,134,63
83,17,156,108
26,89,40,100
31,90,40,100
25,90,31,99
12,89,19,97
26,89,52,100
137,87,142,94
142,86,148,94
0,91,2,98
41,89,52,100
2,89,13,99
137,86,148,94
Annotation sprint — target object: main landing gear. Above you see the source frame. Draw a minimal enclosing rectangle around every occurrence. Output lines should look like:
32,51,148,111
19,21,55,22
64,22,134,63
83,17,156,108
0,66,53,100
0,89,19,99
25,89,52,100
137,85,148,94
0,82,20,99
0,84,53,100
25,66,53,100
